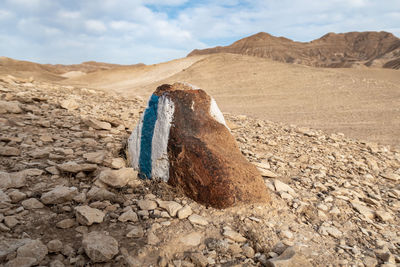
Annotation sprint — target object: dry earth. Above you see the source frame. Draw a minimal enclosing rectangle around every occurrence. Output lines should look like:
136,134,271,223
0,75,400,266
64,53,400,147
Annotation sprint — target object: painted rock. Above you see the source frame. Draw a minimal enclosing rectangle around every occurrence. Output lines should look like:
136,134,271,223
128,83,269,208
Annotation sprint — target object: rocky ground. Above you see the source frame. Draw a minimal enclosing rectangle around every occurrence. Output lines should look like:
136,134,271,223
0,75,399,266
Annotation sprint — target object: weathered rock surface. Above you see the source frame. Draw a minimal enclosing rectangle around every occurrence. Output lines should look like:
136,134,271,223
1,76,399,267
40,186,78,204
75,205,105,225
82,231,119,262
129,83,270,208
98,168,137,188
16,240,48,264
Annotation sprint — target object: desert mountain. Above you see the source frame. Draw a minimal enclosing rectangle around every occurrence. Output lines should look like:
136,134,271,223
188,31,400,69
0,56,143,81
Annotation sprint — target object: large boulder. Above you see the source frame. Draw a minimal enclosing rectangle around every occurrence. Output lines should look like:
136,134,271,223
128,83,269,208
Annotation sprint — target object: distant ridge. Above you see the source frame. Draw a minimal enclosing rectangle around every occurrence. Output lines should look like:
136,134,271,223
188,31,400,69
0,56,145,81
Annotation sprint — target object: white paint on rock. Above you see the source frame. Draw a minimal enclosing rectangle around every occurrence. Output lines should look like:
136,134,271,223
151,95,175,181
128,113,144,169
210,97,229,129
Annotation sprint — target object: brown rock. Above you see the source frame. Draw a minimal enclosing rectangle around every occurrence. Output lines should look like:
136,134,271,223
129,83,269,208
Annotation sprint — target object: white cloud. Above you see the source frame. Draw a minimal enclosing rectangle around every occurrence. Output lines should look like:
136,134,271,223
85,20,107,33
0,9,13,20
0,0,399,64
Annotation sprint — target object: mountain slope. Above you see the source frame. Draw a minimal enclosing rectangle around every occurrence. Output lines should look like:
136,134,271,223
188,31,400,69
0,56,139,81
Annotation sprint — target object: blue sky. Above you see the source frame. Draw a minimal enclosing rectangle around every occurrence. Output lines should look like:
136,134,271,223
0,0,399,65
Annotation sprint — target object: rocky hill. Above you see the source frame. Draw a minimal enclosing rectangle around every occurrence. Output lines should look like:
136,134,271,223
0,75,399,266
0,57,143,81
188,31,400,69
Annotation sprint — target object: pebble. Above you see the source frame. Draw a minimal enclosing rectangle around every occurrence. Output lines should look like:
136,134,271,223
179,231,203,246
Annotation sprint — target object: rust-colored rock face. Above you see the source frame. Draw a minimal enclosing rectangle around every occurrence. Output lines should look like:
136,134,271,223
163,83,270,208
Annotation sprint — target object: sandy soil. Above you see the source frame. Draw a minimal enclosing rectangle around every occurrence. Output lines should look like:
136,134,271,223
65,53,400,147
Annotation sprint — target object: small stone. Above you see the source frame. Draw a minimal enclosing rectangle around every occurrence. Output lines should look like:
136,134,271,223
110,158,126,169
8,190,26,203
49,259,65,267
82,231,119,263
41,186,78,204
47,239,63,253
4,257,36,267
84,118,112,130
188,214,208,226
126,226,144,238
258,168,278,178
363,256,378,267
147,232,160,245
375,210,393,222
158,200,183,217
380,172,400,181
118,210,138,222
177,205,193,219
137,199,157,210
0,147,20,156
56,218,75,229
266,246,312,267
189,252,208,267
280,230,294,239
21,198,44,209
57,162,97,173
17,239,48,264
4,216,19,228
75,205,105,225
223,228,246,242
273,179,296,196
59,99,79,110
179,232,203,246
0,100,22,113
319,226,342,238
83,151,105,164
0,171,26,189
351,201,375,220
242,244,255,258
98,168,137,188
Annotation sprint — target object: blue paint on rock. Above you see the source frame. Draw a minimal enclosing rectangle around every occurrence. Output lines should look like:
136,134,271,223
139,94,159,179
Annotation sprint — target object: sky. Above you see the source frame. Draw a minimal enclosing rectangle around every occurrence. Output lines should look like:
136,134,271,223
0,0,399,65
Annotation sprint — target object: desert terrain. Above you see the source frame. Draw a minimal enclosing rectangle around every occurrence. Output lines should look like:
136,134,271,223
0,31,399,266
